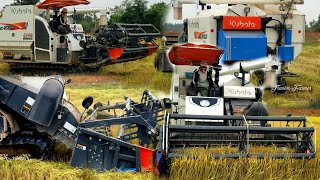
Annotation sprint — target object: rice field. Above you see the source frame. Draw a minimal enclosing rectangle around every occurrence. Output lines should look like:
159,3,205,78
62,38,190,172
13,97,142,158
0,43,319,179
263,43,320,109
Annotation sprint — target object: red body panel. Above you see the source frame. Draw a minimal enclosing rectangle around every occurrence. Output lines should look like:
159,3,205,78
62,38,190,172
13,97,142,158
139,146,154,171
108,48,124,60
223,16,261,30
37,0,90,9
168,43,223,66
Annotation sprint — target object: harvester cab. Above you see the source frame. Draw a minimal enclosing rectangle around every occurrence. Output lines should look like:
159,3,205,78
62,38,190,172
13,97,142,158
170,0,305,87
0,2,92,66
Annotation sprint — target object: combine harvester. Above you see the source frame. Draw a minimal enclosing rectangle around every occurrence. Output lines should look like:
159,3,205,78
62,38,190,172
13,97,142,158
161,44,315,165
0,0,315,175
0,45,316,174
0,0,160,72
158,0,306,88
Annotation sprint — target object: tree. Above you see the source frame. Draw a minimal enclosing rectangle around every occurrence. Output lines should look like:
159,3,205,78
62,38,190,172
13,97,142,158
309,14,320,32
144,2,168,31
74,13,98,34
12,0,39,5
109,0,148,25
109,0,168,31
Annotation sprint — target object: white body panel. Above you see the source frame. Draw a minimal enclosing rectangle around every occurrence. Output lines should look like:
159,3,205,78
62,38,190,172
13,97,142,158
185,96,224,122
185,96,224,115
187,16,217,45
0,5,44,60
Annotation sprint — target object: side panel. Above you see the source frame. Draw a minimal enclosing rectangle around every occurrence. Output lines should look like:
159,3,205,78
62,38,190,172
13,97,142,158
0,5,38,60
187,16,217,45
71,128,143,171
218,31,267,61
291,13,305,58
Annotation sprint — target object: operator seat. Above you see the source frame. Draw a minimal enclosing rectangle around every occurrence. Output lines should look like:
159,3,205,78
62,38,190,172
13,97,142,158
49,20,58,32
49,15,59,33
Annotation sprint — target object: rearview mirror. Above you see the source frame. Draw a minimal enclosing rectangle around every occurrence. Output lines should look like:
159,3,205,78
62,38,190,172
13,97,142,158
82,96,94,109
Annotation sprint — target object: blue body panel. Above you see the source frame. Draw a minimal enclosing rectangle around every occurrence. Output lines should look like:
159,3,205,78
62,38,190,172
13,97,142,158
278,45,294,62
285,29,292,45
218,31,267,63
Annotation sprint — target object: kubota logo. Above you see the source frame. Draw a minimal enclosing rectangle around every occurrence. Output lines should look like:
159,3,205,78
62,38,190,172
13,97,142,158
228,20,256,28
0,22,28,30
194,31,208,40
223,16,261,30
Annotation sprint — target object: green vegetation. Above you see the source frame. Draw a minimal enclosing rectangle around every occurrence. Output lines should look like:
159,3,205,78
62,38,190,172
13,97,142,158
12,0,39,5
308,15,320,32
74,13,99,34
109,0,168,31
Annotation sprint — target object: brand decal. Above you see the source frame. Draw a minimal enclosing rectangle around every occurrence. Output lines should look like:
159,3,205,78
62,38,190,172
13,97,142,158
223,86,256,99
194,31,208,39
0,22,28,30
23,33,33,40
188,20,199,28
11,8,32,14
228,88,252,96
223,16,261,30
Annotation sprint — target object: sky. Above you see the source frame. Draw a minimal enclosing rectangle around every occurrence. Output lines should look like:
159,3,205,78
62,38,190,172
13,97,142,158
0,0,319,24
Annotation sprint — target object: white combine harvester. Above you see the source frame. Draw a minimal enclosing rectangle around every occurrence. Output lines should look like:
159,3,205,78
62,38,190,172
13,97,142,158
156,1,315,164
0,0,160,72
156,43,315,170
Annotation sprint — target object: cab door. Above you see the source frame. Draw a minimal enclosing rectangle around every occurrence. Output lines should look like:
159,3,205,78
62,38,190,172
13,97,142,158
34,16,52,62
